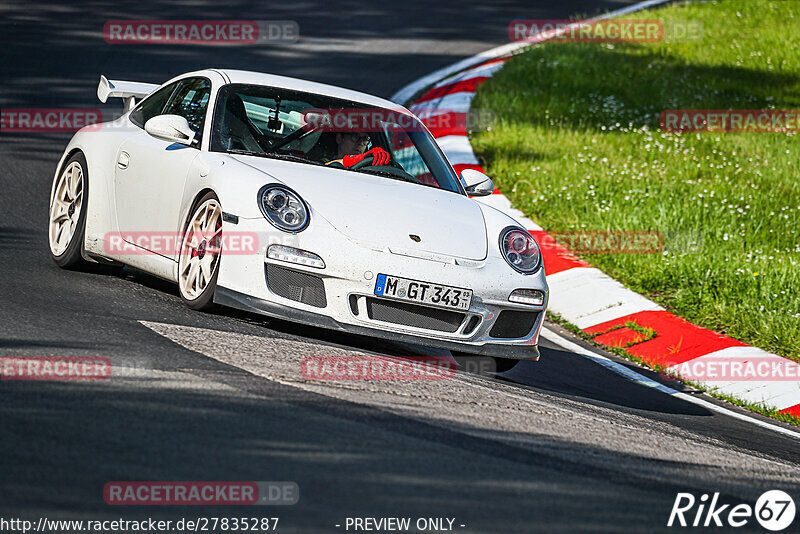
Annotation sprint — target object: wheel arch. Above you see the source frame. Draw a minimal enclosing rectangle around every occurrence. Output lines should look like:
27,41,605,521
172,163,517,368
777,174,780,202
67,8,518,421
50,148,86,205
181,187,219,232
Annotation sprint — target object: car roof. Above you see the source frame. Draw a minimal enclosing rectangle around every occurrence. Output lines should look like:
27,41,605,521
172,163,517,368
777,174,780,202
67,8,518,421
212,69,411,113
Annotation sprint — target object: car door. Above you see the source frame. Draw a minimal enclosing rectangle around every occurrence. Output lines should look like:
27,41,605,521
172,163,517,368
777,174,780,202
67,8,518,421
114,77,211,258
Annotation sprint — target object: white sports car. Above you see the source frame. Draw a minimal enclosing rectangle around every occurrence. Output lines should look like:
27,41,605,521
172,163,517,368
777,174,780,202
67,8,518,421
48,69,548,371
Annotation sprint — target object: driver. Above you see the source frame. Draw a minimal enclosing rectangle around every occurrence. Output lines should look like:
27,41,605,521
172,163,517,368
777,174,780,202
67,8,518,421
326,132,391,167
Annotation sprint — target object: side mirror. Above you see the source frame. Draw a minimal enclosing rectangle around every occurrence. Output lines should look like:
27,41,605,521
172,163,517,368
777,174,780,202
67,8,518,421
144,115,196,146
460,169,495,197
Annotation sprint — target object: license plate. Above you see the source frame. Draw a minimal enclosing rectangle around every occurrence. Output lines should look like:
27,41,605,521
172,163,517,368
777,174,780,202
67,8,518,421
374,274,472,311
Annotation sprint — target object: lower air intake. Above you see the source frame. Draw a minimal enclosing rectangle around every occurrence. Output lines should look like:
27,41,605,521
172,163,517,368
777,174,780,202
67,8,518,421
366,297,464,333
489,310,539,339
266,264,327,308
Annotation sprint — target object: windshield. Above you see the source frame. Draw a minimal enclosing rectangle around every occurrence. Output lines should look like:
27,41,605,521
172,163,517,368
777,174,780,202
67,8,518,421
210,84,463,194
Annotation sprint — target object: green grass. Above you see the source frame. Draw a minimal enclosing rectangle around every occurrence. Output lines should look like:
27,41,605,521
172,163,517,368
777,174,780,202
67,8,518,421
471,0,800,362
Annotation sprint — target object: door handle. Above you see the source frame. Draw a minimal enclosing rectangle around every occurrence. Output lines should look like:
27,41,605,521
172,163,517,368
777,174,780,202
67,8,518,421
117,151,130,169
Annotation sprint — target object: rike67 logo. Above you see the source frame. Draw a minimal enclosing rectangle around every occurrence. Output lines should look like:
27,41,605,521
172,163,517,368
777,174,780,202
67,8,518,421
668,490,795,531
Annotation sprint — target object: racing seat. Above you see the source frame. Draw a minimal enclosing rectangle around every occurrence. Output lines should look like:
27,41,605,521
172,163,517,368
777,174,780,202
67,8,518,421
219,94,264,152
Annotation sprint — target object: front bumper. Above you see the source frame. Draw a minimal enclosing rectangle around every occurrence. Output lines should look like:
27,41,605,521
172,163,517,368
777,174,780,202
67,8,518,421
214,286,541,360
215,214,548,360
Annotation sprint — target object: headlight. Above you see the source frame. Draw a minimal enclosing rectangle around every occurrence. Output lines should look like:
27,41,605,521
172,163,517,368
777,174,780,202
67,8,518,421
258,184,309,232
499,226,541,274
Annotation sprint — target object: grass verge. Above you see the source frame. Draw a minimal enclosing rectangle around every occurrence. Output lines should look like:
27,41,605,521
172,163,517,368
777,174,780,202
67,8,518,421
471,0,800,363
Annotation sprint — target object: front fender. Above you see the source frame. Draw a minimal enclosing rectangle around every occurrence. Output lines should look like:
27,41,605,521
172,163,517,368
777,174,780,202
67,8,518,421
175,152,282,281
184,153,284,222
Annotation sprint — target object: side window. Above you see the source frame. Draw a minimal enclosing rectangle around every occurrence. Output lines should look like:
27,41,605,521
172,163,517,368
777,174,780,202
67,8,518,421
162,78,212,136
129,81,179,128
385,124,440,187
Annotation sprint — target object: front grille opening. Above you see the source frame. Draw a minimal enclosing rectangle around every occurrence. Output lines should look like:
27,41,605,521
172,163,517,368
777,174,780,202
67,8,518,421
463,315,481,335
266,264,327,308
366,297,465,333
489,310,539,339
349,294,360,316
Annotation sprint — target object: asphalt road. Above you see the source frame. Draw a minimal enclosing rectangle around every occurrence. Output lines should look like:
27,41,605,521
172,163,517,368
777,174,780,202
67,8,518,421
1,1,799,533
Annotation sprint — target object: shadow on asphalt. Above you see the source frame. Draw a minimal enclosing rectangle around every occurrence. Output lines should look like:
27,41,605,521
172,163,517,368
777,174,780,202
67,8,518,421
2,369,788,532
503,347,710,417
20,251,715,419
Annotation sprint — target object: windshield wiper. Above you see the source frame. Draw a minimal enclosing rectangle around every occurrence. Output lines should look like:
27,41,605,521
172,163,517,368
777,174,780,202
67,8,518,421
356,168,419,184
226,149,320,166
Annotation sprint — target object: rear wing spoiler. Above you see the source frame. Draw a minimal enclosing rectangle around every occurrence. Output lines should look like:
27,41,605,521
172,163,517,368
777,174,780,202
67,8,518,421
97,75,159,112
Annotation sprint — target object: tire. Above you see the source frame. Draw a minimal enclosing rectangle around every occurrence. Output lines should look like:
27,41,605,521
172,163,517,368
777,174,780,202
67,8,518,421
48,152,88,268
451,352,522,375
178,192,222,311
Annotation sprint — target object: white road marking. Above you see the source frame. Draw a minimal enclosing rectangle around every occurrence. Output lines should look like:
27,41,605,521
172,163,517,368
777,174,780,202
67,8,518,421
540,327,800,439
545,267,665,329
666,346,800,411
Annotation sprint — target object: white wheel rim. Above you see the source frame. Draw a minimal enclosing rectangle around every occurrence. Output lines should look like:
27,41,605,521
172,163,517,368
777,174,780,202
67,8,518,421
48,161,84,256
179,199,222,300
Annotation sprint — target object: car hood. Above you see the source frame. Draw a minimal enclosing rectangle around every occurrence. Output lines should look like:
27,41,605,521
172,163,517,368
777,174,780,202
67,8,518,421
232,156,487,260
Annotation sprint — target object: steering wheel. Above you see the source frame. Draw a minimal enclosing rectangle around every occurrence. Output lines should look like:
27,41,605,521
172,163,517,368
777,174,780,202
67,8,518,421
349,152,380,170
349,150,403,170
